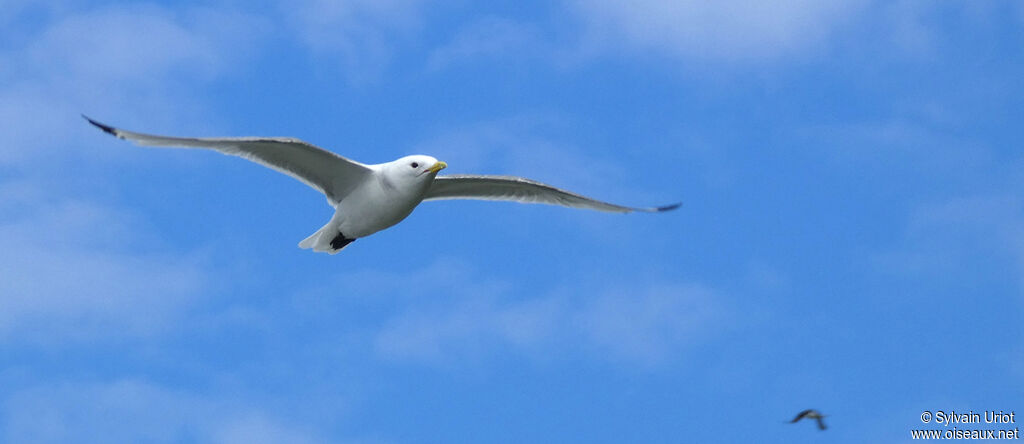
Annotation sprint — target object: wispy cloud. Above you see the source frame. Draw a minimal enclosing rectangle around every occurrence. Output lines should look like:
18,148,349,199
3,379,323,444
23,7,218,84
879,0,938,56
282,0,429,83
790,118,996,186
0,0,31,27
0,4,266,344
427,17,544,71
877,194,1024,282
0,192,210,344
566,0,866,62
572,283,719,363
0,4,267,166
878,1,1024,58
369,260,723,367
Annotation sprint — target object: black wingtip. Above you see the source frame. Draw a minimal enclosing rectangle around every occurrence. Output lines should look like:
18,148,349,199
655,202,682,212
81,114,118,137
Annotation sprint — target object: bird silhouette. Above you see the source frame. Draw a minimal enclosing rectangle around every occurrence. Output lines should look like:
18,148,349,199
789,409,827,430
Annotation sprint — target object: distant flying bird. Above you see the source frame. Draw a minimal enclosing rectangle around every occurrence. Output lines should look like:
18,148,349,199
85,116,679,254
789,409,827,430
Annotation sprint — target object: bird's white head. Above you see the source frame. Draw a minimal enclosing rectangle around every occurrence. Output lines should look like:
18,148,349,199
382,155,447,186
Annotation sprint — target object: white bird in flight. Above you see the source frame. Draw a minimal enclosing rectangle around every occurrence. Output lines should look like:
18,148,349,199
85,116,679,254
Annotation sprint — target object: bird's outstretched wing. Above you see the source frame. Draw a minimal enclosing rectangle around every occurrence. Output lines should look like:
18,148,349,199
790,410,813,423
815,417,827,430
84,116,373,203
424,174,680,213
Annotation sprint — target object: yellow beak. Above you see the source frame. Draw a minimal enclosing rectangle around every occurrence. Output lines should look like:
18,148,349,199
427,161,447,174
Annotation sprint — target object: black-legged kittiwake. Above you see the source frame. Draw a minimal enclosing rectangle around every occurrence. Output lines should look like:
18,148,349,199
85,116,679,254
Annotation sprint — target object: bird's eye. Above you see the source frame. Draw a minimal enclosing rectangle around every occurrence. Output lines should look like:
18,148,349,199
411,162,419,168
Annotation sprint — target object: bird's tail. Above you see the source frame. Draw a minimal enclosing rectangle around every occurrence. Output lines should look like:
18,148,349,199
298,219,353,254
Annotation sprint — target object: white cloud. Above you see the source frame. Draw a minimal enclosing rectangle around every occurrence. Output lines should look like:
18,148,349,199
0,4,271,344
24,8,216,84
566,0,866,61
282,0,428,83
791,119,994,179
877,194,1024,280
0,192,210,344
0,0,30,27
371,260,722,367
571,283,718,363
11,4,266,88
0,4,267,167
879,0,937,56
212,413,323,444
3,379,322,444
792,117,1024,287
427,17,543,71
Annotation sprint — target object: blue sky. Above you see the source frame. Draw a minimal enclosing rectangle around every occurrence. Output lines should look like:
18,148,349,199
1,1,1022,442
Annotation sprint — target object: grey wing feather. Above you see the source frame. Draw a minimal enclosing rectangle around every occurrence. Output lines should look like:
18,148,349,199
424,174,680,213
84,116,372,202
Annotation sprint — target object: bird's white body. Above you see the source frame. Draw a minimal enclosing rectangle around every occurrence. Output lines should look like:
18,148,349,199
336,171,423,237
300,155,442,253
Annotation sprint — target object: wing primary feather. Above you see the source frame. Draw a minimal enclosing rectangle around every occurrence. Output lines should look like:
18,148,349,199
790,410,812,422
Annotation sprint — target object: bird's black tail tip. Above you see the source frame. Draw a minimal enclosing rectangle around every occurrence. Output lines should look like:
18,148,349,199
655,202,682,212
329,231,356,251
